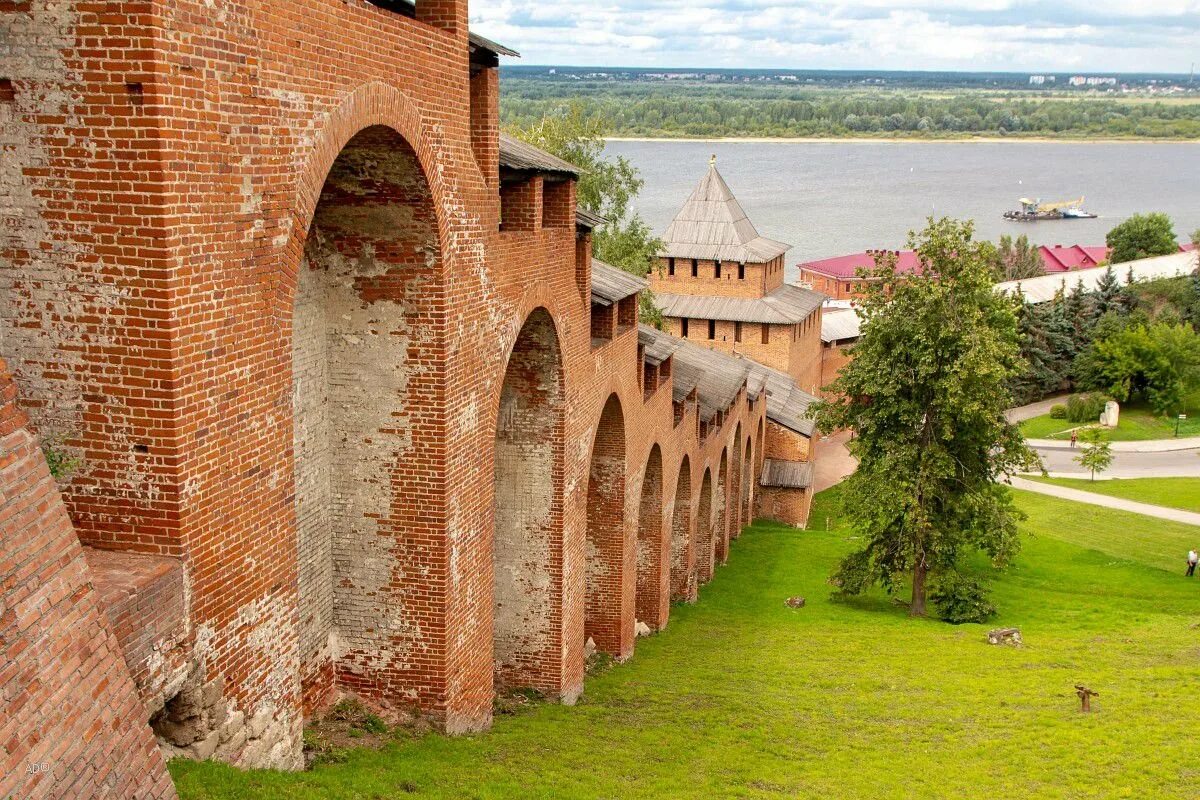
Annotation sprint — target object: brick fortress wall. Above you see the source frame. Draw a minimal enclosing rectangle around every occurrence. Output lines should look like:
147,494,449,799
0,0,783,776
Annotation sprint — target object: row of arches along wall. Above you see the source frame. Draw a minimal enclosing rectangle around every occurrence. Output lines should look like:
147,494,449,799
291,123,763,710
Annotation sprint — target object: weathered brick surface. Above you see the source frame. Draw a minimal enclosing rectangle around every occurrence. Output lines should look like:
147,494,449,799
84,547,191,715
0,359,174,798
1,0,778,771
765,420,813,463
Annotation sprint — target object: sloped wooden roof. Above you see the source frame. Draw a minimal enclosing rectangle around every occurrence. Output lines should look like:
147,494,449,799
638,326,680,366
498,133,578,176
591,260,646,307
661,162,790,263
760,459,814,489
576,207,608,231
636,325,817,436
742,360,818,437
657,283,825,325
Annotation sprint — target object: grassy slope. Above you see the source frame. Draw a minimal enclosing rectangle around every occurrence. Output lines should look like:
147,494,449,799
172,488,1200,799
1026,476,1200,515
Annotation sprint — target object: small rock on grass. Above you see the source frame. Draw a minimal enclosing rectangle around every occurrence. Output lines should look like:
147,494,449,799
785,597,806,608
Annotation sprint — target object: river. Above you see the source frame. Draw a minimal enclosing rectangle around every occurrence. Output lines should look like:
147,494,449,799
604,140,1200,277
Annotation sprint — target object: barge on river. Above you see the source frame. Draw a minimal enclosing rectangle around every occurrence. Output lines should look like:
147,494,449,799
1004,196,1097,221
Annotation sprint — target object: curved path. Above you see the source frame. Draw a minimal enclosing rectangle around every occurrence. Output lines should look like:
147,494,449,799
1009,476,1200,526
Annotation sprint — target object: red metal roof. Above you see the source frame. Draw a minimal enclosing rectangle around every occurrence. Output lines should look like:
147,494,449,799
800,243,1197,281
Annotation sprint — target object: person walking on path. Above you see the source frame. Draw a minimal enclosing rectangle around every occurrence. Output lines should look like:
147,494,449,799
1070,431,1078,449
1188,549,1198,577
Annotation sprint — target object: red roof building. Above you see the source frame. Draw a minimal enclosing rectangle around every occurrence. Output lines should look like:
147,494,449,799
799,243,1196,301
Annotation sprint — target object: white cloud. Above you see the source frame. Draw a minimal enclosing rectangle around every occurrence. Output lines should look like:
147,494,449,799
469,0,1199,72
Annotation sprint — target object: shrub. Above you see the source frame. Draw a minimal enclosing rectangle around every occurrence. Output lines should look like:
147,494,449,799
1049,404,1067,420
41,436,80,481
930,573,997,624
1065,392,1107,424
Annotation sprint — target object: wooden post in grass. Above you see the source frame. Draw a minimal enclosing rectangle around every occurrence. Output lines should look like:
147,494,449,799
1075,684,1099,712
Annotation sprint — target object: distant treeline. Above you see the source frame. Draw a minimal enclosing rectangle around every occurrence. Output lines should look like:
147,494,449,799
499,80,1200,139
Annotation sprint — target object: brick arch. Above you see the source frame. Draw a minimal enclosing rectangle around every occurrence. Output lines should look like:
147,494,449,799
291,118,449,714
277,80,452,322
492,306,567,696
584,393,630,659
669,455,694,604
714,448,729,568
636,443,666,631
739,434,754,536
694,467,714,590
729,423,743,538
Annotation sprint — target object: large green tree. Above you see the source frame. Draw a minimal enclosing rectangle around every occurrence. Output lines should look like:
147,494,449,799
1106,212,1179,265
506,103,664,326
815,218,1040,617
1085,322,1200,415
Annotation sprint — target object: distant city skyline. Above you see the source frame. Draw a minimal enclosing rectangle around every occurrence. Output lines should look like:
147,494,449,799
469,1,1198,74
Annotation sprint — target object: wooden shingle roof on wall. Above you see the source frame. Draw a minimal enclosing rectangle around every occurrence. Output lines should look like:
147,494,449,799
639,326,681,366
760,459,814,489
576,207,608,231
591,260,647,306
658,283,825,325
498,133,579,176
636,324,818,436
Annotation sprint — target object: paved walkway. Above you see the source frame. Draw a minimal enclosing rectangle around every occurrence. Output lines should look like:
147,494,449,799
1028,437,1200,453
812,430,856,493
1004,396,1069,424
1031,444,1200,479
1009,476,1200,527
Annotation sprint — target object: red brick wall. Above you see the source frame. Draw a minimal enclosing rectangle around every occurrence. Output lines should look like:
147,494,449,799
0,0,777,770
757,486,812,529
667,313,823,395
651,255,788,300
0,359,174,799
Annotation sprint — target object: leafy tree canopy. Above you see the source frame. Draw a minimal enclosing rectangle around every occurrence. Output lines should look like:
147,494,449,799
1106,212,1179,265
815,217,1040,618
1084,321,1200,416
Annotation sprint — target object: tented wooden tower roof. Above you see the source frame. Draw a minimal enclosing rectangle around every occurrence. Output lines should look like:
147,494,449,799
660,159,791,264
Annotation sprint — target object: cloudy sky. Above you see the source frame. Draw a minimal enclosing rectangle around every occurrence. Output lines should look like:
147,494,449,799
470,1,1199,73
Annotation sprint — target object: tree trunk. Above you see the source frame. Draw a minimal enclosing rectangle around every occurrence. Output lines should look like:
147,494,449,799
910,558,928,617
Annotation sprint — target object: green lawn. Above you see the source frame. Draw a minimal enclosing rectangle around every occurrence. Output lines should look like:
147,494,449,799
172,488,1200,799
1019,393,1200,442
1026,476,1200,515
